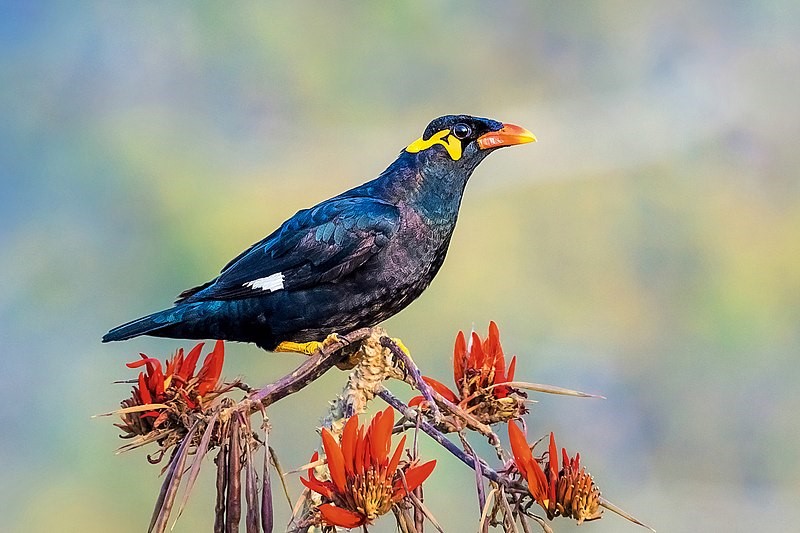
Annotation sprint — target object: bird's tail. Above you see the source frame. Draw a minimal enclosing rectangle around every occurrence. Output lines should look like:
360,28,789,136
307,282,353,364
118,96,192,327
102,307,185,342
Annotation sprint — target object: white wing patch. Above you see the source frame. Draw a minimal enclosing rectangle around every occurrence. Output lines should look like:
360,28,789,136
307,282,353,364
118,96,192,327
244,272,285,292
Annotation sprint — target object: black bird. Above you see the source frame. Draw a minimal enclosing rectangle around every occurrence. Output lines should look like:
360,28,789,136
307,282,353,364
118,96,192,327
103,115,535,353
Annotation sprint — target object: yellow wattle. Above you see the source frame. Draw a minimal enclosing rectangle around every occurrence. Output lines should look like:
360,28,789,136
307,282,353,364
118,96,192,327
405,129,463,160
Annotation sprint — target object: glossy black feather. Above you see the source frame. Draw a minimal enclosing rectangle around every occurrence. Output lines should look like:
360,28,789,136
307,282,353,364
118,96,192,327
185,197,400,301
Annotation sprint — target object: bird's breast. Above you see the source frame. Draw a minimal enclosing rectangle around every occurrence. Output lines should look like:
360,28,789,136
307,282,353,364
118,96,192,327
372,204,455,290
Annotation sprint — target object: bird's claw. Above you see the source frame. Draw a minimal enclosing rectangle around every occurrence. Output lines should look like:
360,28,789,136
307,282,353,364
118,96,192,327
321,333,343,349
274,333,344,356
274,340,324,356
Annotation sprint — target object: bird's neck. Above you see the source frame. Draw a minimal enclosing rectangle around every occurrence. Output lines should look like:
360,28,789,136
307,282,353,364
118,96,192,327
376,151,476,222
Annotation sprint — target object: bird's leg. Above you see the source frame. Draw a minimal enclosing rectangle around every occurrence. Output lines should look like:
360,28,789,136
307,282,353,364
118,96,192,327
274,333,342,356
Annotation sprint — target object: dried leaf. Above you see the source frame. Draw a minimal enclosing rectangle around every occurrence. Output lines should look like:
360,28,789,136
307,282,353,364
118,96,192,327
226,416,242,532
93,403,169,418
600,498,656,532
116,429,172,454
479,488,498,533
261,432,274,533
148,421,200,533
489,381,605,399
172,413,218,529
243,415,260,533
268,446,293,512
214,421,230,533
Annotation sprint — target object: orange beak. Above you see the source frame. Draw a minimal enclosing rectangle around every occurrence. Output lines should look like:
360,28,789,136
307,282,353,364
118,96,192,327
476,123,536,150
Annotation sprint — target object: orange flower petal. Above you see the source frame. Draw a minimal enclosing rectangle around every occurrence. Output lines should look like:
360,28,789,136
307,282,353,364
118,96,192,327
487,322,506,383
529,460,549,504
321,428,347,493
453,331,467,385
341,414,358,476
149,363,165,396
300,475,335,500
507,423,550,504
370,407,393,465
469,331,485,372
165,351,178,379
546,432,558,505
393,460,436,501
403,460,436,492
137,373,152,404
507,421,534,475
422,377,459,403
547,433,558,482
178,342,204,381
387,435,406,478
506,356,517,383
126,358,149,369
197,340,224,395
407,396,424,408
354,425,365,475
307,451,324,484
488,321,500,345
318,503,366,528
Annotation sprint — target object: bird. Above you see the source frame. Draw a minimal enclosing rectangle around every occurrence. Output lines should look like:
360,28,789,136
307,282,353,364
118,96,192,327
103,115,535,353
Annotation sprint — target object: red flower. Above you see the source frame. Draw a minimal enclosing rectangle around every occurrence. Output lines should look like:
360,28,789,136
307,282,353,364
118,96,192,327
508,421,602,524
300,407,436,528
410,322,522,418
117,341,225,436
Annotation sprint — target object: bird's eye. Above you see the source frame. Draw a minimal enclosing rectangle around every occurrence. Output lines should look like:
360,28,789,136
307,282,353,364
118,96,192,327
452,123,472,140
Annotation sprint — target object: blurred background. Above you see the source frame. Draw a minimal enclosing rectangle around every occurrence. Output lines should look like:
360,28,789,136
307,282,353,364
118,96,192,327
2,2,799,532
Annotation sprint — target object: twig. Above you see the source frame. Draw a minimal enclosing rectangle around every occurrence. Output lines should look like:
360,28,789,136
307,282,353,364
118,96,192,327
397,469,444,533
498,485,520,533
378,388,522,491
379,336,443,422
459,432,486,514
243,328,372,409
379,336,502,449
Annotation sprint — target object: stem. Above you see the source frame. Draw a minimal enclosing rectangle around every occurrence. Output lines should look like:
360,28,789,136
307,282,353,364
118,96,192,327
235,328,373,414
377,388,519,490
379,337,443,421
379,337,501,449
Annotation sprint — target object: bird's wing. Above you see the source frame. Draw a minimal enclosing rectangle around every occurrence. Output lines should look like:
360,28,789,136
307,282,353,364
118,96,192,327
179,197,400,301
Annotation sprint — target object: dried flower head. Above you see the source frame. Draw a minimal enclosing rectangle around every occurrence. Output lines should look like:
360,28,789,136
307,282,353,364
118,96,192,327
301,407,436,528
411,321,525,423
508,421,602,524
116,340,225,438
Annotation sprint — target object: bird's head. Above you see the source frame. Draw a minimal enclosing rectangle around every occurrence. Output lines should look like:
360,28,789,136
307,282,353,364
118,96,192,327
405,115,536,176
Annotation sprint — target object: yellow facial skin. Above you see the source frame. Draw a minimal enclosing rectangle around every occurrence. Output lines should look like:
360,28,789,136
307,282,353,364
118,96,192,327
405,129,463,161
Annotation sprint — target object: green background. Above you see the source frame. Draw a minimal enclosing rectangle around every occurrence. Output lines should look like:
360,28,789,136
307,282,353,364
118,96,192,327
2,2,799,532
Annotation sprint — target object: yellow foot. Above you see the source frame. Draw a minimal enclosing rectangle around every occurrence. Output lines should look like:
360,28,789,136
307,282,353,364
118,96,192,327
274,340,322,355
274,333,342,356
